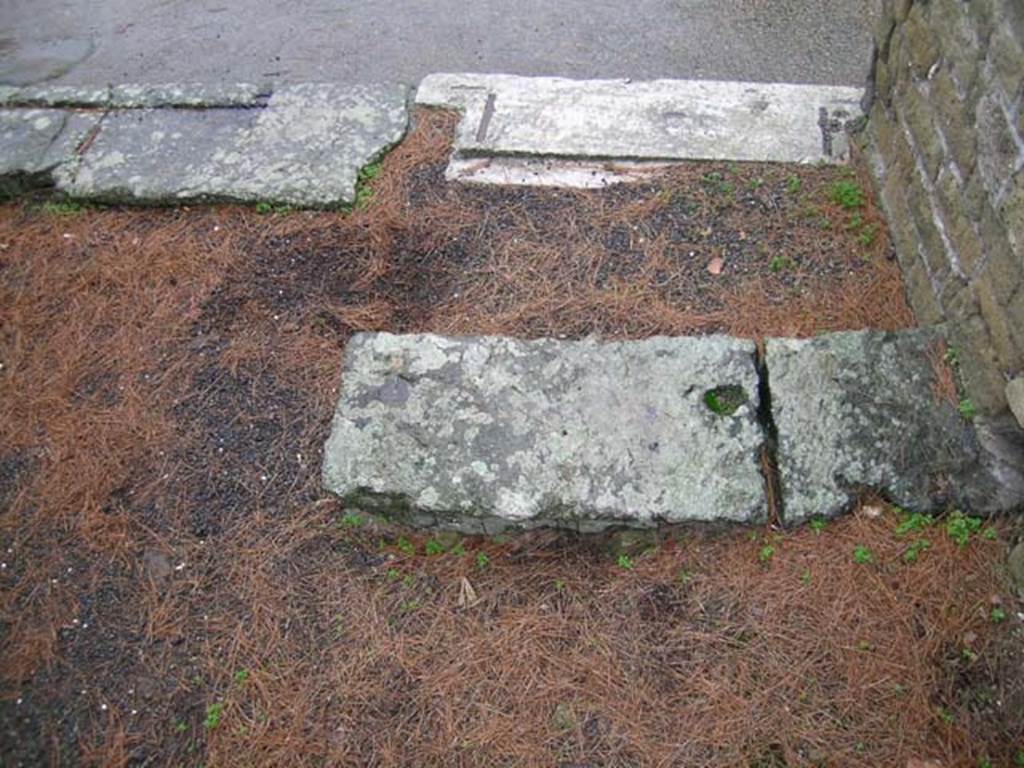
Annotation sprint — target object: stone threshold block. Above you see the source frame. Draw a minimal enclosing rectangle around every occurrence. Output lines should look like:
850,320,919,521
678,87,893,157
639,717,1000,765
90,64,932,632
322,333,768,532
767,328,1024,523
416,73,866,187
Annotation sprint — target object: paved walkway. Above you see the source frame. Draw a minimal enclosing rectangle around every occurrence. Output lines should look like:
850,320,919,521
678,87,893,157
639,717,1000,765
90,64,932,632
1,0,875,87
0,75,863,205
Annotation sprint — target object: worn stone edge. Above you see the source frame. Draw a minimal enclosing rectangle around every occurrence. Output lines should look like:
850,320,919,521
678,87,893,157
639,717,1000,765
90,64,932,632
0,82,273,109
414,72,865,110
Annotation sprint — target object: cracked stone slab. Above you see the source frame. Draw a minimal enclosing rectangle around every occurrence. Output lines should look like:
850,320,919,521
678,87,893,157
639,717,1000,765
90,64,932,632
767,328,1019,522
417,73,864,181
0,108,100,196
322,333,767,532
60,83,409,207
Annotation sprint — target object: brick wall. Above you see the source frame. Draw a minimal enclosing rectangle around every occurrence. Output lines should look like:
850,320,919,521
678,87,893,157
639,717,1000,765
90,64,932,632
864,0,1024,416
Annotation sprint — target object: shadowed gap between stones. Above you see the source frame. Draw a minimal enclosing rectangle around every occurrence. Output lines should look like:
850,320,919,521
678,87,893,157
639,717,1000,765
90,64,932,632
753,342,785,525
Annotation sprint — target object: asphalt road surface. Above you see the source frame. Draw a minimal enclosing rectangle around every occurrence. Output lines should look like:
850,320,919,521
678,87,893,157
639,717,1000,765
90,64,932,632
0,0,875,88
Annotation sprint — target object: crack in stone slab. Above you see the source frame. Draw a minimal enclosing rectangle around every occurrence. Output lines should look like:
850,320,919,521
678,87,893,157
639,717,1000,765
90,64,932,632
323,329,1024,531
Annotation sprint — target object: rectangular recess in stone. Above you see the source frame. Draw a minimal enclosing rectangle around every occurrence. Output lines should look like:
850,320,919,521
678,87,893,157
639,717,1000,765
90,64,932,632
322,333,767,532
60,83,409,207
766,328,1006,522
417,73,864,166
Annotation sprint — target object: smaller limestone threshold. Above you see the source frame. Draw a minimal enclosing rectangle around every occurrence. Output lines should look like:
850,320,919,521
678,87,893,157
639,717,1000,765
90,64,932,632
322,330,1023,533
416,73,866,188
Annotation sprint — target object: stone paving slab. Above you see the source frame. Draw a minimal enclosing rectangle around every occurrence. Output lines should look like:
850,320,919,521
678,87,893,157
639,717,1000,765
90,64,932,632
1,74,862,203
0,83,409,207
322,333,767,532
59,83,409,207
417,73,865,175
767,329,1011,522
0,108,100,196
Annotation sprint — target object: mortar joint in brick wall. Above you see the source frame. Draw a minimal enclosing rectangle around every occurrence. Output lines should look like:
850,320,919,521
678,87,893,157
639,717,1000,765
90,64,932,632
947,159,965,188
895,103,967,279
996,84,1024,159
917,241,947,303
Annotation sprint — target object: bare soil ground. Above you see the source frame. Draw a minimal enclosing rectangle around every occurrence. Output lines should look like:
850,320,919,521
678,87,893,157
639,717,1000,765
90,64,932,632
1,109,1021,767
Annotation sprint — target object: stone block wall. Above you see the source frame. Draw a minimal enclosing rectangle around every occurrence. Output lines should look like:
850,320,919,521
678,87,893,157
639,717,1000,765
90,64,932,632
864,0,1024,416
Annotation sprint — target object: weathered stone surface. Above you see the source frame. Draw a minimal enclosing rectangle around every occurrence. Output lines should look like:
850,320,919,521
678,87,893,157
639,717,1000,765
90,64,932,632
900,84,942,181
0,109,65,175
417,73,864,173
974,276,1023,370
0,85,111,108
950,315,1013,415
61,83,409,207
322,333,766,532
767,328,1011,522
972,414,1024,513
975,93,1018,198
0,108,99,196
930,71,976,175
936,170,983,274
977,210,1022,304
1009,540,1024,594
904,6,940,78
0,38,94,86
0,83,270,109
1007,377,1024,429
990,20,1024,98
108,83,270,109
902,261,944,326
930,0,983,95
